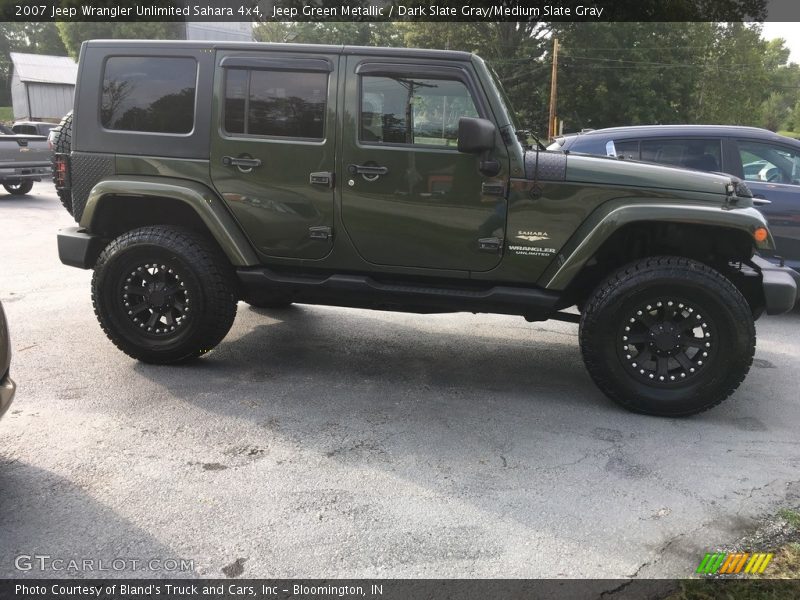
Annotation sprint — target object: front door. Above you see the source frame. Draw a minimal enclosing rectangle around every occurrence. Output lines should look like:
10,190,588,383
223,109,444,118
210,51,338,260
732,138,800,268
339,57,508,272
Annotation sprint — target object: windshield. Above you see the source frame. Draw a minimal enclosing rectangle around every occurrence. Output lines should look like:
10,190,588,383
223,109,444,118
485,62,521,132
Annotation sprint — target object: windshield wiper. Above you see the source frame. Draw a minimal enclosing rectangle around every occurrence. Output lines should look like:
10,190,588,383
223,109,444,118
516,129,546,151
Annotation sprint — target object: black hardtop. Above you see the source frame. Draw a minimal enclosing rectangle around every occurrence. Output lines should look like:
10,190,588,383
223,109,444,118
81,39,475,62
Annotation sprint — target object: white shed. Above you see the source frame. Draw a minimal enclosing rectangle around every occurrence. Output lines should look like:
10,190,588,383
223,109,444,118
10,52,78,122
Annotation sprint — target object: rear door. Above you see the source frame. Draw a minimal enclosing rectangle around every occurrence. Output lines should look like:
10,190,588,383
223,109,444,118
210,50,338,260
338,56,508,272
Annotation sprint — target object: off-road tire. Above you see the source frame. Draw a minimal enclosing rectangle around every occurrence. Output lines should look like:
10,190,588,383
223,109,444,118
51,111,73,215
579,256,755,416
92,226,238,364
3,181,34,195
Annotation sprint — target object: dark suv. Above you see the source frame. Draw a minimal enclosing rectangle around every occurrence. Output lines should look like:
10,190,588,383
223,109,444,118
550,126,800,272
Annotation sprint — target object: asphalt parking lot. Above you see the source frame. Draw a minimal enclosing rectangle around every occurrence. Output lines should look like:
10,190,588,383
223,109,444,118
1,181,799,582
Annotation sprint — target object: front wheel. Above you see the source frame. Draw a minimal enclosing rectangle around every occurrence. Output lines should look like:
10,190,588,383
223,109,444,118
92,226,238,364
579,256,756,416
3,181,34,195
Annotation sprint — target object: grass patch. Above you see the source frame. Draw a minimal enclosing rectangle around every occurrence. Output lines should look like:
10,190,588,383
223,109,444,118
778,508,800,529
766,543,800,578
0,106,13,125
662,507,800,599
777,130,799,139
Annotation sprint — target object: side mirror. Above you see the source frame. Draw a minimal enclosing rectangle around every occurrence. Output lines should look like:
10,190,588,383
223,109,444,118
458,117,496,154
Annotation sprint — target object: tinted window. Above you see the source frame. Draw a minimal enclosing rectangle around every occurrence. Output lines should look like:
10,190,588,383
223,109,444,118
737,140,800,186
361,76,478,146
224,69,327,139
640,138,721,171
614,140,639,159
101,57,197,134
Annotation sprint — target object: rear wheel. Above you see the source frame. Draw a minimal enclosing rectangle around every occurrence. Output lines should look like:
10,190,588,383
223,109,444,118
3,181,34,195
51,111,73,214
579,256,755,416
92,226,238,364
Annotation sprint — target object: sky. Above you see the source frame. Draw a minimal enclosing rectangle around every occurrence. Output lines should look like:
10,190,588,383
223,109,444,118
760,22,800,64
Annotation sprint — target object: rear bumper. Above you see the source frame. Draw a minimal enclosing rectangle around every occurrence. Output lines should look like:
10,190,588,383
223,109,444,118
57,227,106,269
0,165,50,181
0,371,14,420
752,256,799,315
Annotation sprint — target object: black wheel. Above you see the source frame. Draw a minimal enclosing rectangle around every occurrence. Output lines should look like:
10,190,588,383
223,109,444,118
579,256,755,416
51,111,73,215
92,226,238,364
3,181,34,195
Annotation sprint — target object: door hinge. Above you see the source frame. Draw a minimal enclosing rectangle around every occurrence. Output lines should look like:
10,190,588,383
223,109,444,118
309,172,334,187
481,182,506,197
309,226,332,240
478,237,502,253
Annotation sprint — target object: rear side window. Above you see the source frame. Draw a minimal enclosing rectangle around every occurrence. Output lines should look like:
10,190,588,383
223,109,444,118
101,56,197,134
13,125,36,135
640,138,722,172
224,69,327,139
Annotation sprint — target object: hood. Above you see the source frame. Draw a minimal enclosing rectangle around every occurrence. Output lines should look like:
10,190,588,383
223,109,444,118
526,150,735,197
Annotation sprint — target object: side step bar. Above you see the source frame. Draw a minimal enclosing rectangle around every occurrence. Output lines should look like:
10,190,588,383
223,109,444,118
237,268,562,318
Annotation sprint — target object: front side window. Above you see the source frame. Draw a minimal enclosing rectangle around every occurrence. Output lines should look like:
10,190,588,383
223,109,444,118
738,140,800,186
224,69,327,139
360,76,478,147
101,56,197,134
613,140,639,160
640,138,722,172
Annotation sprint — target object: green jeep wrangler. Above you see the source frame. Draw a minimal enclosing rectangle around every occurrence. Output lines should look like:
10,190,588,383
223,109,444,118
55,40,798,416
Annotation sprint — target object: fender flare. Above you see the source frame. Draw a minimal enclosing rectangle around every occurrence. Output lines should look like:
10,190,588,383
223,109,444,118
80,176,259,266
539,201,773,290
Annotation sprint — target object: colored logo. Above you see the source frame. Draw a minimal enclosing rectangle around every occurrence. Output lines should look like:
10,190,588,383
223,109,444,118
696,552,773,575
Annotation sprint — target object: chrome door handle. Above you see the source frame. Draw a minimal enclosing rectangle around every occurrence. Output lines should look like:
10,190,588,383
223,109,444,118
348,164,388,176
222,156,262,171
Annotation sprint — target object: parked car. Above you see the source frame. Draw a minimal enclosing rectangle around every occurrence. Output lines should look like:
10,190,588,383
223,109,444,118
12,121,57,137
0,300,15,421
52,40,798,416
0,123,50,196
549,125,800,272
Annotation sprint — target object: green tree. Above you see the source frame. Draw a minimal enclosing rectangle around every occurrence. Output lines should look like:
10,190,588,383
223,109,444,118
552,22,707,130
760,93,787,131
690,23,771,124
0,23,68,106
254,22,400,46
552,22,797,132
788,100,800,134
399,22,550,132
56,22,184,59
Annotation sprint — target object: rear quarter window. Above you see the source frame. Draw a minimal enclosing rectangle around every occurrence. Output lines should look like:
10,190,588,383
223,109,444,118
640,138,721,171
101,56,197,134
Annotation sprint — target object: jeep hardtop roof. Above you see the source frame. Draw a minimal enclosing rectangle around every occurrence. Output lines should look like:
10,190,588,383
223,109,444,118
82,39,475,62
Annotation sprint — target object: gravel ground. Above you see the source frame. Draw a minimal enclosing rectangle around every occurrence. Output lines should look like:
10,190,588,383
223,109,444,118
1,182,799,586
